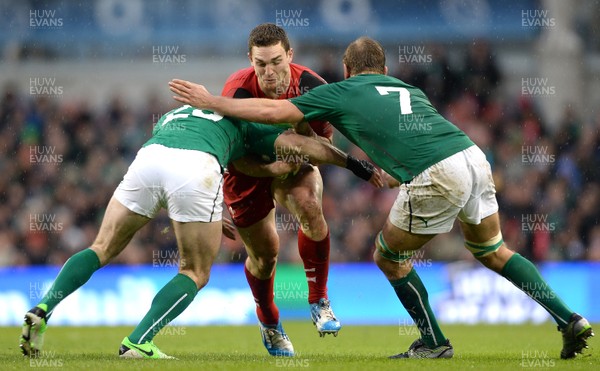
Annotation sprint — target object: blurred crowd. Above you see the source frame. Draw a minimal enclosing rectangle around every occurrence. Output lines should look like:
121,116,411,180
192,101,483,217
1,41,600,266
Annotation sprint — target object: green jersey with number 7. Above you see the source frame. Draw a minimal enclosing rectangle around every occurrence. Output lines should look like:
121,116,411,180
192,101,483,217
289,74,474,183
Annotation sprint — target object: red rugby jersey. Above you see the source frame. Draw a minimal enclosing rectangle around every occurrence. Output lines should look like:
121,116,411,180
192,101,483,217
221,63,333,210
221,63,333,138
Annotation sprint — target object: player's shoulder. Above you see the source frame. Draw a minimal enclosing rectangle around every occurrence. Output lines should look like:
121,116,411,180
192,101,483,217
222,67,257,97
286,63,329,97
290,63,327,85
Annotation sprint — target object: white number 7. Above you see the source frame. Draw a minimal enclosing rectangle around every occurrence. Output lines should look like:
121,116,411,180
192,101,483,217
375,86,413,115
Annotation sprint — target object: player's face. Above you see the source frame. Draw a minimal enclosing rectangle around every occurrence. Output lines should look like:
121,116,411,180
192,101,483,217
249,42,293,98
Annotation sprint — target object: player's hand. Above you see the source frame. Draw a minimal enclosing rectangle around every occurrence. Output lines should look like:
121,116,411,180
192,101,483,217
169,79,213,109
369,168,384,188
382,169,400,188
222,217,237,240
345,155,382,187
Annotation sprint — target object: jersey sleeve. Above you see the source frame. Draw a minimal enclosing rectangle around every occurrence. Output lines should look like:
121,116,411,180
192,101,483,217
289,83,343,124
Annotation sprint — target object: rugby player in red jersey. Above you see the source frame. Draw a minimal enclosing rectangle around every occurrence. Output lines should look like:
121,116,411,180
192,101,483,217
221,23,339,356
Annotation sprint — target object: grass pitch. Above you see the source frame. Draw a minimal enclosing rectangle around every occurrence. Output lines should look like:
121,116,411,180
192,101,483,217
0,323,597,370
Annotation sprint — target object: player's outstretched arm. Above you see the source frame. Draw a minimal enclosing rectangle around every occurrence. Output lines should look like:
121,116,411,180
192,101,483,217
169,79,304,124
232,156,301,178
275,131,383,187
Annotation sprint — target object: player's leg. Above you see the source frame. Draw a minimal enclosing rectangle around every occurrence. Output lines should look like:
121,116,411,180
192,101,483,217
238,210,280,323
378,152,482,359
222,164,294,357
373,219,452,359
458,144,593,358
20,197,150,356
113,147,224,359
222,168,283,326
236,210,294,356
460,213,594,359
273,164,340,336
120,219,222,359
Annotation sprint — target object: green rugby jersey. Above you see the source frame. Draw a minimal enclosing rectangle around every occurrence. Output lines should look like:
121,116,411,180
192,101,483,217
144,105,284,167
289,74,474,182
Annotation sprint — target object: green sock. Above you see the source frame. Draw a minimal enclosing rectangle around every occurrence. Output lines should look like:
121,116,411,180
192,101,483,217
390,268,447,348
39,248,101,316
501,253,573,329
128,273,198,344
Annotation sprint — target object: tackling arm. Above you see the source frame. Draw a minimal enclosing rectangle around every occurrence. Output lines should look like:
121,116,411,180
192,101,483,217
231,155,301,178
275,131,383,187
293,120,333,145
169,79,304,125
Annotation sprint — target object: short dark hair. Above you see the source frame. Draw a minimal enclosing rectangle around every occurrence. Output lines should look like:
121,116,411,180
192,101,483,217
342,37,386,75
248,23,290,54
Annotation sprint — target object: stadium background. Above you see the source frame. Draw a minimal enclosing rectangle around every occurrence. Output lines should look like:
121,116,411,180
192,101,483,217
0,0,599,326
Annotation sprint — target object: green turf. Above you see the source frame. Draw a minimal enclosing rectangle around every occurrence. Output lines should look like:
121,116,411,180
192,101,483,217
1,323,597,370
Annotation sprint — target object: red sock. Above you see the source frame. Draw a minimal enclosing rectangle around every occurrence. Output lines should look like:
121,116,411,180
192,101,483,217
298,229,330,304
244,264,279,326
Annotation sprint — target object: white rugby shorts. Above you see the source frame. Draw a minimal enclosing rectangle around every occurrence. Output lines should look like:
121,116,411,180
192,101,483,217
388,145,498,234
114,144,224,222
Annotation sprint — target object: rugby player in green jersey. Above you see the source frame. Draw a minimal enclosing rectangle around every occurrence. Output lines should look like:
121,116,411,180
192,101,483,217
169,37,594,360
19,105,381,359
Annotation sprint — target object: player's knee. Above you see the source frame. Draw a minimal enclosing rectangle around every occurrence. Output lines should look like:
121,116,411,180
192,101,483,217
373,231,413,265
295,198,327,236
465,232,504,267
295,193,322,218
